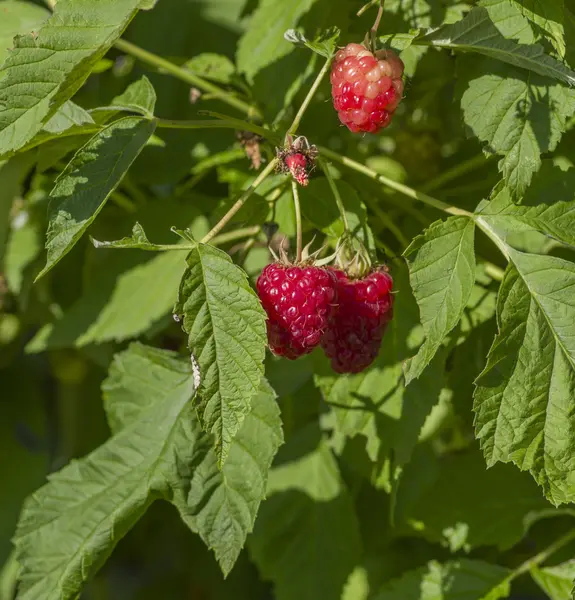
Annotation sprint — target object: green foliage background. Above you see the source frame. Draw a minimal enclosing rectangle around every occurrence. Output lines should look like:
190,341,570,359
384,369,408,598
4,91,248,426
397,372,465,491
1,0,575,599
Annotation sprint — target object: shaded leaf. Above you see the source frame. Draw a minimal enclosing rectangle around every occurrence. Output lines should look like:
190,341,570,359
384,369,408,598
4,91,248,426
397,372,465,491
510,0,565,57
183,53,237,85
249,426,362,600
103,343,283,576
404,216,476,384
284,26,340,58
174,243,267,467
418,7,575,85
374,560,511,600
460,57,575,198
111,76,157,117
37,117,156,280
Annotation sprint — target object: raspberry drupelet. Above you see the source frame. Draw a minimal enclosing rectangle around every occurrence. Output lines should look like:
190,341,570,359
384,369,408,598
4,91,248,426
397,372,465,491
321,268,394,373
257,264,338,359
330,43,405,133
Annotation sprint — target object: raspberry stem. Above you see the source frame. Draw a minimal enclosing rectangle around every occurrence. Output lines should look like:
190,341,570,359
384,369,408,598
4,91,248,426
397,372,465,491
370,1,385,52
317,146,473,218
155,117,279,144
319,158,350,232
287,56,333,137
201,158,279,244
291,181,303,263
114,38,260,119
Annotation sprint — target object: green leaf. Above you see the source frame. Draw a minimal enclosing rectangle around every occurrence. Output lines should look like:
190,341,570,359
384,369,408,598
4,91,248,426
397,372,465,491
459,57,575,198
479,0,537,44
174,243,267,467
474,250,575,505
174,378,283,575
183,53,237,84
111,76,157,117
14,344,202,600
403,216,476,384
374,560,511,600
0,0,155,156
248,426,362,600
532,561,575,600
480,178,575,248
510,0,566,57
418,7,575,85
396,446,553,552
41,101,95,135
315,265,446,470
103,343,283,576
236,0,321,81
0,0,49,66
90,222,188,251
36,117,156,280
284,26,340,58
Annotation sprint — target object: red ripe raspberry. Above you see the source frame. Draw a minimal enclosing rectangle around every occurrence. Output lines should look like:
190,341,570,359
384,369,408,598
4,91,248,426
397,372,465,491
256,264,338,359
330,43,404,133
285,153,309,186
321,268,394,373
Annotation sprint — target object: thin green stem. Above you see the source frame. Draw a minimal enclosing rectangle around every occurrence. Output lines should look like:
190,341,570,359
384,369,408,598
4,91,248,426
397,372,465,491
484,262,505,282
319,158,350,231
114,39,259,118
421,154,496,193
155,117,278,143
292,181,303,263
357,0,380,17
211,225,261,247
318,146,473,218
508,528,575,583
201,158,278,244
363,194,410,248
287,56,333,136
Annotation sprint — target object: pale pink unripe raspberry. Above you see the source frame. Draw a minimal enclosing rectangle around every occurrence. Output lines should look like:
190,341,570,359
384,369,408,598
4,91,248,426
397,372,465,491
330,44,405,133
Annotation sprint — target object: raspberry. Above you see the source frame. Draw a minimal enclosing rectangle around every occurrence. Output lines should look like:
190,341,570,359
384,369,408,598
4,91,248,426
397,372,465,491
285,153,309,186
256,264,338,359
330,43,404,133
321,268,394,373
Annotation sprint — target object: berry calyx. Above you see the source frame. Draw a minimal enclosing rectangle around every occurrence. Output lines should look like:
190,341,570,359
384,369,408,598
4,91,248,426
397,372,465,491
257,263,338,359
321,267,394,373
330,43,404,134
276,135,318,186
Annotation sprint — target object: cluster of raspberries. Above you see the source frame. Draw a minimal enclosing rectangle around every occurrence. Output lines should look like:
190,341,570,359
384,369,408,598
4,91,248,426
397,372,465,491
256,264,394,373
330,43,404,133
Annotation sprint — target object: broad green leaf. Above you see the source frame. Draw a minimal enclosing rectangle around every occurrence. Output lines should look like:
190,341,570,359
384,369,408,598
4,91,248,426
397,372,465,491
27,208,208,352
474,250,575,505
174,243,267,467
417,7,575,85
396,446,552,551
481,179,575,248
315,265,446,469
103,343,283,576
510,0,566,57
236,0,321,81
27,250,187,352
479,0,536,44
0,0,49,66
37,117,156,280
14,345,203,600
111,76,157,117
403,216,476,384
248,427,362,600
374,560,511,600
0,0,155,156
183,53,237,84
42,101,95,135
460,57,575,198
532,561,575,600
284,26,340,58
